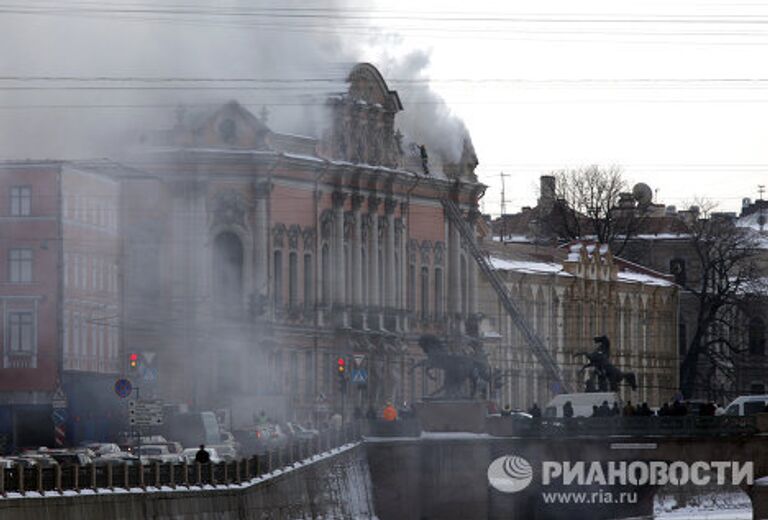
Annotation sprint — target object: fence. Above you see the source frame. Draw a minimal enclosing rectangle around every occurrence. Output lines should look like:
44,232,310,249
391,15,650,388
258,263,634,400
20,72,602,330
486,415,759,438
0,424,360,497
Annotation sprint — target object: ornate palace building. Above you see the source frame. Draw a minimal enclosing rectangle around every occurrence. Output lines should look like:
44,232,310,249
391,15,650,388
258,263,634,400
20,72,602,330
115,63,484,427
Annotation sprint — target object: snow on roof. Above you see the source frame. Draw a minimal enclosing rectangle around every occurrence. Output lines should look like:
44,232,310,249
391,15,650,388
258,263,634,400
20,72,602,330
489,257,571,276
617,270,675,287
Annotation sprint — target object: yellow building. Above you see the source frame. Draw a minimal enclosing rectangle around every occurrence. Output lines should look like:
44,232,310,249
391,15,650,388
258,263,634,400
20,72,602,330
479,241,679,409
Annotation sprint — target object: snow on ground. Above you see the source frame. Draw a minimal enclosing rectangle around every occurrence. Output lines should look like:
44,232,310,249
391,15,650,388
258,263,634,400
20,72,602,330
655,509,751,519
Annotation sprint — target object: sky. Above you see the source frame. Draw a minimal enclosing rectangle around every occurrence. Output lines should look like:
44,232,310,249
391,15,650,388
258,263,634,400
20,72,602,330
2,0,768,214
361,0,768,215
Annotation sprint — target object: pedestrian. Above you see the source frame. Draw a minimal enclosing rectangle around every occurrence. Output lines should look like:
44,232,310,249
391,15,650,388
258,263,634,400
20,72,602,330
611,402,620,417
598,400,611,417
330,412,342,430
659,402,670,416
528,403,541,418
623,400,635,417
195,445,210,464
256,410,268,426
382,401,398,422
591,405,599,417
365,405,376,420
563,401,574,418
501,404,512,417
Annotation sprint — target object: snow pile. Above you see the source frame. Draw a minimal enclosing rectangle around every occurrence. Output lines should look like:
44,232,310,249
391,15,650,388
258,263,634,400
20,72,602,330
489,257,571,277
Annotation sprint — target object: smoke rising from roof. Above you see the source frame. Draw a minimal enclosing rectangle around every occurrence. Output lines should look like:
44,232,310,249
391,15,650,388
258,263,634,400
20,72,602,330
384,49,475,167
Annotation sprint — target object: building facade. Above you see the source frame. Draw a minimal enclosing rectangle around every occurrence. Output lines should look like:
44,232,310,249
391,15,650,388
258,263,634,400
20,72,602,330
0,161,122,448
480,241,679,410
116,64,484,427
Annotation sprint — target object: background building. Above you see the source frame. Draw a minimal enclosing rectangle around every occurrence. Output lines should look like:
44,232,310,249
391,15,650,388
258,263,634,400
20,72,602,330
480,240,679,409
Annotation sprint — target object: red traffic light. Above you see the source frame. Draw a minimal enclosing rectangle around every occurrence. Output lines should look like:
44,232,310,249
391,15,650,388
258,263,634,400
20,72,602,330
129,353,139,368
337,357,345,373
129,353,138,361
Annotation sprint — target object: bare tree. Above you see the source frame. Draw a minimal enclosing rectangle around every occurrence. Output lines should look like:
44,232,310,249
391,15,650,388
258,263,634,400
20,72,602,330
549,165,647,255
677,202,764,399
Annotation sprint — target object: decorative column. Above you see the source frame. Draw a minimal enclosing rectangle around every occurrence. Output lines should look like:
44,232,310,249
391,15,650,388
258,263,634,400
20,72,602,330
253,182,271,302
467,208,481,317
368,196,381,328
447,212,461,318
351,194,364,306
332,191,347,307
384,198,397,309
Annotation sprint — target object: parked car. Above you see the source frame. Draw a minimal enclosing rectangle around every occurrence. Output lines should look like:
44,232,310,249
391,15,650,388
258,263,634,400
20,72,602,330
82,442,122,456
285,422,319,441
137,445,182,464
208,444,237,461
233,423,288,456
180,447,222,465
723,395,768,416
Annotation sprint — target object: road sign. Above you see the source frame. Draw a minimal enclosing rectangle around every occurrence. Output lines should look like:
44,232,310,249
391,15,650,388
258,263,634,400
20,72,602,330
351,368,368,384
114,378,133,398
51,408,67,426
353,354,366,367
128,399,164,426
143,367,158,382
52,386,67,409
142,351,156,364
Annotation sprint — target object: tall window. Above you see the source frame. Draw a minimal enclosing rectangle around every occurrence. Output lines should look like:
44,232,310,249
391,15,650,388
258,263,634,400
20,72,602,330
273,250,283,307
749,317,766,356
361,249,367,305
434,267,444,319
303,254,313,309
420,266,430,320
321,244,330,305
288,252,298,308
407,264,416,311
10,186,31,216
213,232,244,307
8,311,34,353
9,249,32,282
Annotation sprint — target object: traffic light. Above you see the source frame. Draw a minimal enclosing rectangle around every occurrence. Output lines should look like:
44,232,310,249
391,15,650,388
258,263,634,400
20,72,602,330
128,353,139,372
337,357,347,394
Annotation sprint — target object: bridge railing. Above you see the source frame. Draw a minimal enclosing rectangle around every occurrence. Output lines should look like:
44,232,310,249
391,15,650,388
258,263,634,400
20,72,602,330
487,415,759,438
0,424,362,497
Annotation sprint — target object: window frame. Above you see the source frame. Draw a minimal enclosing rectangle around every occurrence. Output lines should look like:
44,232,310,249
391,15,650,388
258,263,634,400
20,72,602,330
10,185,31,217
8,248,33,283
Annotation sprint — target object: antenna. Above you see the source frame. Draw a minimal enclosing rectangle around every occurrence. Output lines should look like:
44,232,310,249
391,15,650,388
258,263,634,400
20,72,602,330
759,185,765,201
499,172,510,216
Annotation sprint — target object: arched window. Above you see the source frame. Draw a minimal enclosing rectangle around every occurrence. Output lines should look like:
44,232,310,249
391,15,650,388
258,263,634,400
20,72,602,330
288,252,298,308
420,266,430,320
321,244,330,305
303,253,313,309
434,267,444,319
213,232,244,307
749,317,765,356
273,250,283,307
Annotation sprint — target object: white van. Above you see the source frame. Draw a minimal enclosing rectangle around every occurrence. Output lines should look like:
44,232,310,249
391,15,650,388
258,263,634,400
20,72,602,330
544,392,622,418
723,395,768,416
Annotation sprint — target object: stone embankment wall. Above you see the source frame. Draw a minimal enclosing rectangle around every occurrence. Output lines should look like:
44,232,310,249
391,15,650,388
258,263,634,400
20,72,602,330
0,444,375,520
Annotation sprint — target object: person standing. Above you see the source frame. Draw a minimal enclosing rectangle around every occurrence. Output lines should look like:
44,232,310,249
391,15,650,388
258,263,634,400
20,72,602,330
195,445,210,464
382,401,398,421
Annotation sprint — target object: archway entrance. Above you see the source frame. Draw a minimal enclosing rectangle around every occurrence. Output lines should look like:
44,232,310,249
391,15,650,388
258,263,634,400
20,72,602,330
213,232,244,308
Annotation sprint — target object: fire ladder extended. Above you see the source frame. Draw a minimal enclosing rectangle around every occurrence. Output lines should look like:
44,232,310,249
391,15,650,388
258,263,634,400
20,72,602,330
441,198,569,393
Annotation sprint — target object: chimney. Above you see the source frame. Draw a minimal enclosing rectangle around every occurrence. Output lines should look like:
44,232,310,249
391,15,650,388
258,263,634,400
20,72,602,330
539,175,556,212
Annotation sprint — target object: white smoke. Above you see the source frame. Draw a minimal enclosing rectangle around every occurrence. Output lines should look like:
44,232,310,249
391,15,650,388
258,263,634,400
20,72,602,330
380,49,475,167
0,0,361,158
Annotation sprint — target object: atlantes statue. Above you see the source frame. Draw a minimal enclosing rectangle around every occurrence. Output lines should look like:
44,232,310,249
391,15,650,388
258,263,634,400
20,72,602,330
413,334,503,399
576,336,637,392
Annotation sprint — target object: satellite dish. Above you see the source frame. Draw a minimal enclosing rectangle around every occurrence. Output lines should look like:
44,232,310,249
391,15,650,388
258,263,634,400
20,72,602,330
632,183,653,207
